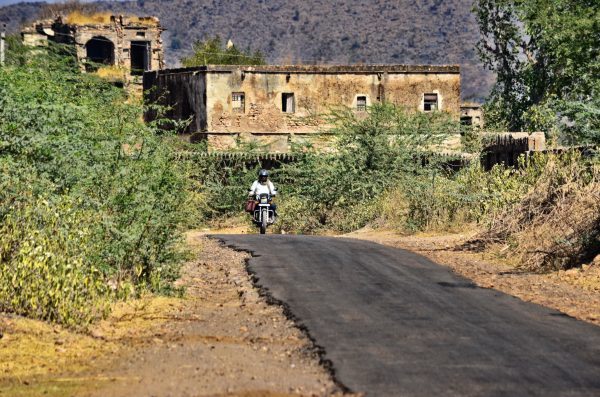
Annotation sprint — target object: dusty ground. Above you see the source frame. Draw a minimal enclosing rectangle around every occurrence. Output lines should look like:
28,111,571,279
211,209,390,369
2,225,598,396
0,232,348,397
347,227,600,326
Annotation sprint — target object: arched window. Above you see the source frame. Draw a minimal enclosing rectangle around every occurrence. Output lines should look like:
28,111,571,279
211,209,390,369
85,36,115,72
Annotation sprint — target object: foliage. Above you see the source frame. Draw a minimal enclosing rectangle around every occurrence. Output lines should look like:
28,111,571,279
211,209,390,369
273,104,460,233
3,35,29,67
0,183,109,327
479,152,600,271
0,43,187,327
474,0,600,143
180,35,265,67
39,0,98,20
380,154,547,232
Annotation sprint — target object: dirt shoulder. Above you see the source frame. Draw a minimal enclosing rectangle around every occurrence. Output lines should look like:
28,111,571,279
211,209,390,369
0,232,347,397
347,227,600,327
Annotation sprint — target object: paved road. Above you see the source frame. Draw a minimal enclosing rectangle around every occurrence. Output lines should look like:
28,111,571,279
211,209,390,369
213,235,600,396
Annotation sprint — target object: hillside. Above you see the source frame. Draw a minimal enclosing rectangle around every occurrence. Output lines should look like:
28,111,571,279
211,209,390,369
0,0,494,100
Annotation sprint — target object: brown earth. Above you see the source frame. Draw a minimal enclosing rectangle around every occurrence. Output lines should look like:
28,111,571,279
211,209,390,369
2,226,598,396
347,227,600,326
0,232,351,397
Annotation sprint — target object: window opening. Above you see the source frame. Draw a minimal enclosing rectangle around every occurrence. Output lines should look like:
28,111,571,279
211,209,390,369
460,116,473,126
357,96,367,111
282,93,295,113
131,41,151,75
85,36,115,72
136,31,146,37
424,93,438,111
232,92,245,113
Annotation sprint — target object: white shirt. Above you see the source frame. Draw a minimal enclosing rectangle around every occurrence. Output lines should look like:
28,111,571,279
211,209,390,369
249,180,276,197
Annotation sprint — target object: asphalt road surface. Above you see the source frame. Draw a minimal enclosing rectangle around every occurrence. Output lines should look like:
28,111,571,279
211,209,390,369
213,235,600,396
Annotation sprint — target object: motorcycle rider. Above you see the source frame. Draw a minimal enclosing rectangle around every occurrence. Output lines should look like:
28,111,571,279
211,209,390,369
248,169,277,216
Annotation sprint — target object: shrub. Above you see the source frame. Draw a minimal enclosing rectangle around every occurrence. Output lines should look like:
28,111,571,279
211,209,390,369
274,104,461,232
479,152,600,271
0,44,187,326
0,188,109,327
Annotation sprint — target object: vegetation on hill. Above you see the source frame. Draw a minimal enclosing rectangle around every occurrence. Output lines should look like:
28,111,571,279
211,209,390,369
474,0,600,144
0,0,494,100
0,42,188,327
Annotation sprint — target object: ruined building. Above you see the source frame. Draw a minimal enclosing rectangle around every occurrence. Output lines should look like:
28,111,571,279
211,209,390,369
144,64,461,152
460,102,484,128
22,15,164,84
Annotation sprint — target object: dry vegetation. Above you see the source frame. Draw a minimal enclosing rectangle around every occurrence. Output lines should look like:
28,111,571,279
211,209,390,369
479,154,600,272
63,11,112,25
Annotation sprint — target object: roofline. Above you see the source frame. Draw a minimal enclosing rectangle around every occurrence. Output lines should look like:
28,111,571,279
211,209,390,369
147,64,460,76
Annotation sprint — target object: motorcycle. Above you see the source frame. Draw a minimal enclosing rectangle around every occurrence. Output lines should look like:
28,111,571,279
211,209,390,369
251,193,275,234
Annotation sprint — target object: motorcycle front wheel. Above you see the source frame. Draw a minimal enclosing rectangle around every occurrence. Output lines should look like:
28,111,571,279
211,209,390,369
260,209,267,234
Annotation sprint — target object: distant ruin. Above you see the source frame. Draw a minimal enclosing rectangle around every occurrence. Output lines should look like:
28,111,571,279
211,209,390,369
460,102,484,128
144,64,462,152
22,14,164,85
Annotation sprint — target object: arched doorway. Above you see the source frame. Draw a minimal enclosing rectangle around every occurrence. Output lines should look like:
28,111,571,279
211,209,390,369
85,36,115,72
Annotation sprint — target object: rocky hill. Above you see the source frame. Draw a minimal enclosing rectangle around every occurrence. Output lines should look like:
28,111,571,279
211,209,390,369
0,0,494,100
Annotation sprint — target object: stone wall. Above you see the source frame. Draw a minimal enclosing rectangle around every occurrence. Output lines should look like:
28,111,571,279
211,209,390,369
144,65,461,152
22,16,164,84
144,67,206,135
204,65,461,135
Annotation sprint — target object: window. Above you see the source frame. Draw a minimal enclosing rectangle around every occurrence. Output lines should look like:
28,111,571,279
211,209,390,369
232,92,245,113
356,96,367,111
282,93,295,113
424,93,438,112
130,41,151,75
461,116,473,126
136,31,146,38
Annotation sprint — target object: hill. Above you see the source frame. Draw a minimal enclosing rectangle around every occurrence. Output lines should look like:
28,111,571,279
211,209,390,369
0,0,494,100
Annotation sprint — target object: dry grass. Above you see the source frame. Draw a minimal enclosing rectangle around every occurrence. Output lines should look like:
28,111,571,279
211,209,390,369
481,154,600,272
0,295,183,396
127,16,161,27
64,11,112,25
95,66,126,82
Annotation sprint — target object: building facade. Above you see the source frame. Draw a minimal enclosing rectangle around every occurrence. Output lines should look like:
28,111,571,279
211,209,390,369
460,102,484,128
22,15,164,84
144,64,461,151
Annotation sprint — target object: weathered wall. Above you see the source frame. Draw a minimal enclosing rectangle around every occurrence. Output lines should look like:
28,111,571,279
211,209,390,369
144,68,206,134
22,16,164,83
460,105,484,128
205,66,460,135
73,18,163,78
144,65,460,152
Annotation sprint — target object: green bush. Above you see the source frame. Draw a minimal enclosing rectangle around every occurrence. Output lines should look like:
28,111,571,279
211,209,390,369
0,44,187,326
379,154,552,233
0,188,108,327
274,104,460,233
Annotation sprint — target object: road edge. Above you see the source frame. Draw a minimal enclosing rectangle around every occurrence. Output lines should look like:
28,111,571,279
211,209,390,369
207,234,354,396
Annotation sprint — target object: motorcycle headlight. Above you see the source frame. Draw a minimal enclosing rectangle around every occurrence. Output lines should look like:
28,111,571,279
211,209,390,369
260,197,268,204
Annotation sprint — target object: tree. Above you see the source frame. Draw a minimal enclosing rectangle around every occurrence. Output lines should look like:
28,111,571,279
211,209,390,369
180,36,265,67
474,0,600,144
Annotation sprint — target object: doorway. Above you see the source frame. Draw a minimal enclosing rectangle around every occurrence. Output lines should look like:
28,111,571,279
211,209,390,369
131,41,151,75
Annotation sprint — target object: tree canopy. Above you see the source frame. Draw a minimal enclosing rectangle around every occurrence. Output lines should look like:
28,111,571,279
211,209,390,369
180,36,265,67
474,0,600,144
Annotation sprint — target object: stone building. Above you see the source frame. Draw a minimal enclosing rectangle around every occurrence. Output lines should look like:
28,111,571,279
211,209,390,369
460,102,484,128
144,64,461,151
22,15,164,84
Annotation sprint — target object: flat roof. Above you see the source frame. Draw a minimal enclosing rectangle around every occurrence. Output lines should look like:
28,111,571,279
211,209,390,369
150,64,460,76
